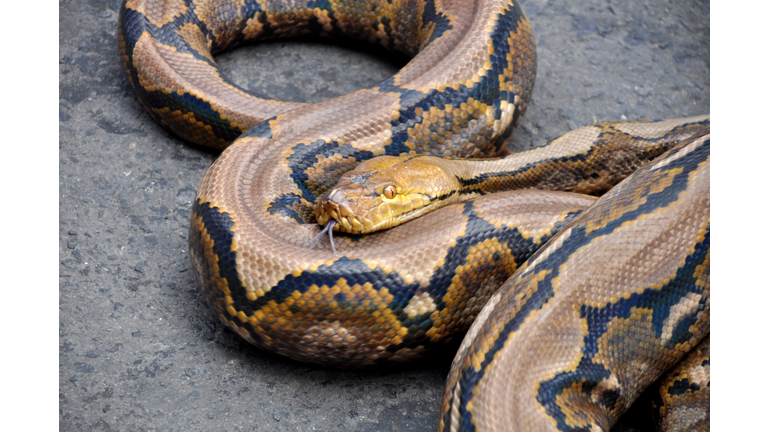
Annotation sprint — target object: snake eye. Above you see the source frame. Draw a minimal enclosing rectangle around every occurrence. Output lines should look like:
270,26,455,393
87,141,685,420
383,185,397,200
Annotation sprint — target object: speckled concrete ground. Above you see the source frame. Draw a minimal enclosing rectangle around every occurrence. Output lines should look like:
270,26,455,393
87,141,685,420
59,0,709,430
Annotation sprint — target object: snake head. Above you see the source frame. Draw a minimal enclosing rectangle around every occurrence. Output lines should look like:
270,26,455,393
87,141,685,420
314,154,462,234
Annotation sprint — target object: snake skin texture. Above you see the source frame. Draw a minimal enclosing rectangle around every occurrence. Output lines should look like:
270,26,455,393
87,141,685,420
118,0,711,430
439,134,709,431
652,336,710,432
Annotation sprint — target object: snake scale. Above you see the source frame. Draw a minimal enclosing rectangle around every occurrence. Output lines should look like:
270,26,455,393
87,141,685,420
118,0,710,430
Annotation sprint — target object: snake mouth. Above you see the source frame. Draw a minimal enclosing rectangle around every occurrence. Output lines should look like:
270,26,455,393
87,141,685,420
318,194,436,235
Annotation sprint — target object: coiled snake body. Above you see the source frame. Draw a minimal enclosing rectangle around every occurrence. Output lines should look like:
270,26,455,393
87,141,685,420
119,0,710,430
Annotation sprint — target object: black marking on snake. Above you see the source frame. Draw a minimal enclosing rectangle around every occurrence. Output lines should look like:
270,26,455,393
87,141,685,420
376,76,427,99
236,196,582,360
668,378,702,396
377,16,395,48
527,118,711,162
396,308,438,345
203,0,339,52
454,145,597,189
122,3,219,67
239,256,421,318
202,2,257,50
189,200,263,342
455,126,707,194
426,202,580,328
287,140,375,202
450,247,560,430
593,122,705,160
241,119,274,140
619,118,711,145
420,0,454,49
307,0,333,9
266,1,342,41
655,136,710,169
446,142,709,431
441,395,455,432
384,205,581,360
384,3,526,158
595,386,622,413
536,227,709,432
150,17,219,67
120,5,274,143
142,89,245,142
239,0,265,18
489,2,527,139
118,6,146,63
267,194,304,223
647,229,710,343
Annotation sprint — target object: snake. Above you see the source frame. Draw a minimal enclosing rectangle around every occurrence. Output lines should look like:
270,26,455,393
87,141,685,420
118,0,710,430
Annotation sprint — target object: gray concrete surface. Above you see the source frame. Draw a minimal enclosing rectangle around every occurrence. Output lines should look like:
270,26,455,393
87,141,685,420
59,0,709,430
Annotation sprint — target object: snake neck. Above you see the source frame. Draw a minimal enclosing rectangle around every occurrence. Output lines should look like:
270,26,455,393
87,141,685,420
311,115,710,235
432,115,713,198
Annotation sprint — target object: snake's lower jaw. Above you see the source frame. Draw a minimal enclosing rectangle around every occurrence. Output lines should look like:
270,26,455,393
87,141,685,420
326,195,447,234
315,201,367,234
314,204,331,226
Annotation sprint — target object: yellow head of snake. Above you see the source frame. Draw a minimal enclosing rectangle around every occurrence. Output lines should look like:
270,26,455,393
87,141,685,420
314,155,462,234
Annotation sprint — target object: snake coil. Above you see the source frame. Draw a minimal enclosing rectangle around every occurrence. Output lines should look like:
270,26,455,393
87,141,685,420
119,0,710,430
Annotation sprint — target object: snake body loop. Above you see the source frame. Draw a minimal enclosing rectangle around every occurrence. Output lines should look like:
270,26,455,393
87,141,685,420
119,0,710,430
439,134,710,431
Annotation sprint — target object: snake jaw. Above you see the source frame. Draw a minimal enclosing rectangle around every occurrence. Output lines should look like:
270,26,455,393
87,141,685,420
314,173,456,234
314,187,356,229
